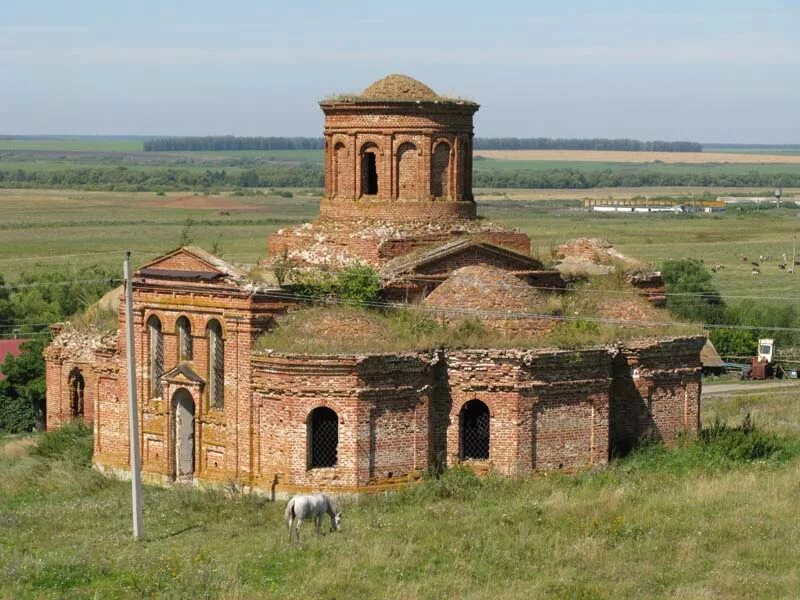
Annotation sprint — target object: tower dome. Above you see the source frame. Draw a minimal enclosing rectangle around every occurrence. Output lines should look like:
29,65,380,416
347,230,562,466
360,74,440,102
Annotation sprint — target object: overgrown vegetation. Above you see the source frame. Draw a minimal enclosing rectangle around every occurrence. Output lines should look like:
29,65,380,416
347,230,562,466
289,265,381,306
2,391,800,598
0,265,117,433
661,258,724,324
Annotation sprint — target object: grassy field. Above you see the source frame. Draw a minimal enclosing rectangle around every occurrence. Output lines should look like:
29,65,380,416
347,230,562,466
1,386,799,599
476,149,800,164
4,145,800,176
0,138,145,152
2,189,799,301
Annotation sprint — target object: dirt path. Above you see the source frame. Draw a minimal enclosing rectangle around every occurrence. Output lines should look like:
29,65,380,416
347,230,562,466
702,380,800,396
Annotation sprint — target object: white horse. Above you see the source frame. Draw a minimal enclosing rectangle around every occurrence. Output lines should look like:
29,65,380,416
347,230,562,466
284,493,341,542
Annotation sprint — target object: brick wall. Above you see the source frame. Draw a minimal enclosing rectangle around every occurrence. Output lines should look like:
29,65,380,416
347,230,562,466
318,100,476,220
45,288,704,494
610,336,704,453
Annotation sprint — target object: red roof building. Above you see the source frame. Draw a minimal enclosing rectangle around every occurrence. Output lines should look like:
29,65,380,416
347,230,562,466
0,339,26,381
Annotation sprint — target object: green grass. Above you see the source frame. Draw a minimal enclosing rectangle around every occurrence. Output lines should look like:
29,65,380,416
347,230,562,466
473,157,800,175
2,189,799,302
2,390,800,598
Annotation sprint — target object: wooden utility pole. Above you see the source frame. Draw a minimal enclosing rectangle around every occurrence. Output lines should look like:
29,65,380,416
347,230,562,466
124,252,144,540
793,231,797,276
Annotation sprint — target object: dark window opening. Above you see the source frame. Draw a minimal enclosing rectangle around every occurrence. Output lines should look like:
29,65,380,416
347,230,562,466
309,407,338,468
362,152,378,195
68,369,85,417
460,400,490,460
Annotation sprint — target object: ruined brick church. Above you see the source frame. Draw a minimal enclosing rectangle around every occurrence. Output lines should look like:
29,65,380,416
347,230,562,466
45,75,703,494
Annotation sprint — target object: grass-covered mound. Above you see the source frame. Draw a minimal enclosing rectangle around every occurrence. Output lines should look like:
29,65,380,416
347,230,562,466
255,299,699,355
2,391,800,598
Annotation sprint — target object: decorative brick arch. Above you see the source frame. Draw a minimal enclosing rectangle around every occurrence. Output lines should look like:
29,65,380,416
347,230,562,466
333,141,348,198
359,142,382,197
459,399,491,460
431,140,452,199
307,406,339,469
67,367,85,418
396,142,420,199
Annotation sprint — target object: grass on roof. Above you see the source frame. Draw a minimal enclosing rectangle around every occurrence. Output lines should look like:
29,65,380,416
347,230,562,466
254,299,700,355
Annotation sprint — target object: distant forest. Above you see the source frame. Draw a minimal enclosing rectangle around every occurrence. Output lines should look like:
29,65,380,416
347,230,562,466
143,136,702,153
473,138,702,152
3,165,799,192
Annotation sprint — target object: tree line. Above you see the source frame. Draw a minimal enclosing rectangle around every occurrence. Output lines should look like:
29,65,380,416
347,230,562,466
144,137,325,152
144,136,702,153
3,165,800,192
473,138,702,152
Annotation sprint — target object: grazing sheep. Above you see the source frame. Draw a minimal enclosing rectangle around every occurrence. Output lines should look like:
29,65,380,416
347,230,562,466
751,268,761,276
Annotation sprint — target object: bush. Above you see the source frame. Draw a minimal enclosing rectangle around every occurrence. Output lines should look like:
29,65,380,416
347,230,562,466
334,266,381,306
34,420,93,467
699,414,787,462
661,258,724,324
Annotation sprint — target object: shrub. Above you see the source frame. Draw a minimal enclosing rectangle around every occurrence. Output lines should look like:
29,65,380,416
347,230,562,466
661,258,724,324
699,414,787,462
34,420,93,467
334,265,381,306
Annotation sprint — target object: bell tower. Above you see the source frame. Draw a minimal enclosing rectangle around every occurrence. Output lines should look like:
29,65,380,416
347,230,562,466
318,74,479,223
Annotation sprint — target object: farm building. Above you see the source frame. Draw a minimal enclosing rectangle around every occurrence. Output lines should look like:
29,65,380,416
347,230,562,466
44,75,704,495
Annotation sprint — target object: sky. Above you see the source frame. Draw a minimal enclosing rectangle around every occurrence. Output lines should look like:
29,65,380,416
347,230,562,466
1,1,798,142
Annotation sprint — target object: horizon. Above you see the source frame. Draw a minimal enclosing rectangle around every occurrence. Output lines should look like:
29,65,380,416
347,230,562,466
2,1,799,143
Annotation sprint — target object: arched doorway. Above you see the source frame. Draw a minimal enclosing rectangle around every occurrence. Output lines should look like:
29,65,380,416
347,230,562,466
68,368,85,418
460,400,490,460
360,144,380,196
172,389,196,480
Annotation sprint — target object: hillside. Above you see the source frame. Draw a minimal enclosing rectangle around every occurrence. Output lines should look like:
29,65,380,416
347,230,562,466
1,387,799,598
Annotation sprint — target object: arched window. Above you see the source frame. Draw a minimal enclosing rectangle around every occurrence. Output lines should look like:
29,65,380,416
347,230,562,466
396,142,418,199
308,407,338,468
207,319,224,410
460,400,490,460
431,142,451,199
176,316,193,361
147,315,163,398
68,368,85,417
360,144,379,196
333,141,348,197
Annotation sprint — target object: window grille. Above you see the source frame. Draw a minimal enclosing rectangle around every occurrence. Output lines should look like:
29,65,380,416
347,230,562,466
148,316,163,397
177,316,192,361
207,320,224,409
460,400,490,460
68,369,85,417
309,407,338,468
